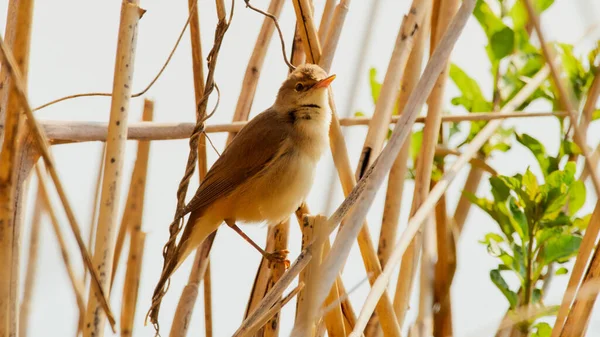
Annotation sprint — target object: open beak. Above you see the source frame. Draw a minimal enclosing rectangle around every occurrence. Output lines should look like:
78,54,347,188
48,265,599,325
313,74,336,89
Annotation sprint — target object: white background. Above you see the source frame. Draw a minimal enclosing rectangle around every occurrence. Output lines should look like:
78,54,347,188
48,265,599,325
2,0,600,336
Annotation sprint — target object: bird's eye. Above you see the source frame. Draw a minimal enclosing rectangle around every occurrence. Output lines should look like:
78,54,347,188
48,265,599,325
295,83,305,92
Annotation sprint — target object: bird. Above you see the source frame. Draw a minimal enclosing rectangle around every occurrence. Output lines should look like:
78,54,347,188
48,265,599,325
147,63,336,327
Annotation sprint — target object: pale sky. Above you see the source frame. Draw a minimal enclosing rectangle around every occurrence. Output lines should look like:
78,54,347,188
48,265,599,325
2,0,600,336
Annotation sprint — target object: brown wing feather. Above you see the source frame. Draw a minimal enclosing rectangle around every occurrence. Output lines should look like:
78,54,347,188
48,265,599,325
183,108,291,215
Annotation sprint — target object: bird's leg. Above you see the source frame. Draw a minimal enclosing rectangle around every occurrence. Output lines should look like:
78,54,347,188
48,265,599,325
224,219,290,268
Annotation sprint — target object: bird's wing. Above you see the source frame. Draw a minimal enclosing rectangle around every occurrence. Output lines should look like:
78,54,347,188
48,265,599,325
183,109,291,214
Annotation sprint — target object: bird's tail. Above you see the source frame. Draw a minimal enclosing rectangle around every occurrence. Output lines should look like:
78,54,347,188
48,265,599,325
146,210,219,332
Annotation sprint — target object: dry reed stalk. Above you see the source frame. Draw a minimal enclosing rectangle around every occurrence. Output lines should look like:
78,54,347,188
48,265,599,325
552,200,600,337
240,284,305,337
560,241,600,336
295,205,350,337
348,57,549,336
169,0,211,334
294,215,326,337
260,221,290,337
18,183,43,337
38,111,567,144
523,0,600,196
362,2,431,335
121,227,147,336
378,5,428,273
0,0,34,334
416,1,459,334
578,72,600,141
432,187,454,337
452,165,484,233
238,1,474,334
35,164,86,331
0,18,120,335
317,0,336,44
84,1,143,335
84,145,105,286
292,0,322,64
117,99,153,336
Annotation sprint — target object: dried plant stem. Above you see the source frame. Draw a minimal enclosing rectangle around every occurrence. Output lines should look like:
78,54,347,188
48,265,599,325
552,201,600,337
38,111,567,144
523,0,600,196
433,187,454,337
0,0,34,334
18,183,43,337
169,0,209,335
84,1,143,335
416,1,458,335
240,284,305,337
84,144,105,287
0,24,118,335
452,165,484,233
117,99,152,337
35,164,86,331
121,228,147,337
348,56,549,336
579,72,600,140
317,0,336,44
294,215,323,337
296,205,351,337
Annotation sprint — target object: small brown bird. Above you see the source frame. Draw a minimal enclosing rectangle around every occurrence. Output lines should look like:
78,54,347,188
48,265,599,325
148,64,335,323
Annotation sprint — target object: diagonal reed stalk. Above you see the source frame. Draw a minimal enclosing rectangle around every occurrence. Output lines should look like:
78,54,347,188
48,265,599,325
0,0,34,334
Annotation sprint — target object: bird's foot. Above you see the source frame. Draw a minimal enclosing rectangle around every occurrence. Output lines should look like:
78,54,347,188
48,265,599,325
264,249,290,269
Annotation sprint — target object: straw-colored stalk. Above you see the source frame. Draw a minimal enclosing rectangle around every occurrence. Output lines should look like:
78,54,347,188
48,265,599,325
169,1,210,335
0,0,34,334
84,144,105,287
84,1,143,336
258,221,290,337
523,0,600,196
18,184,43,337
0,24,116,332
552,200,600,337
433,186,454,337
35,164,86,331
417,1,459,335
38,111,568,144
293,215,328,337
117,99,152,336
121,228,147,336
579,72,600,141
317,0,336,44
556,230,600,336
347,58,549,336
452,165,484,233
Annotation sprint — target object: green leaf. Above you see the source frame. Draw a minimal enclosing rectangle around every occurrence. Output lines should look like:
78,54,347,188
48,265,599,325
410,130,423,164
509,1,528,30
568,180,586,216
531,322,553,337
508,197,528,240
369,67,382,105
516,133,550,176
542,234,582,264
555,267,569,275
532,288,543,304
574,214,592,231
490,176,511,201
473,0,515,61
592,109,600,121
490,27,516,61
354,111,366,117
540,214,571,228
490,269,518,309
560,140,582,157
449,63,492,112
522,168,539,199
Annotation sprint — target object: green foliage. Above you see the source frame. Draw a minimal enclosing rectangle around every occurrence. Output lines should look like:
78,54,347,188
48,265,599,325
469,157,587,332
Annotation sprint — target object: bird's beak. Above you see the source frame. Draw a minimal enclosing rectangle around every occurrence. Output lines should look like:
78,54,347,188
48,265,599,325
313,74,336,89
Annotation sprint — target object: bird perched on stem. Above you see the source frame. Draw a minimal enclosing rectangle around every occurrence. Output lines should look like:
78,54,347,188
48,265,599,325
147,63,335,328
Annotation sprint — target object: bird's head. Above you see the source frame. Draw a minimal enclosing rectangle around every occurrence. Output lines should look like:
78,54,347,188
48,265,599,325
274,64,336,112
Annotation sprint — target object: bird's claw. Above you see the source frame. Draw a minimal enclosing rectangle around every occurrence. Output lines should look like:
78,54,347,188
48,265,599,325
265,249,290,269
